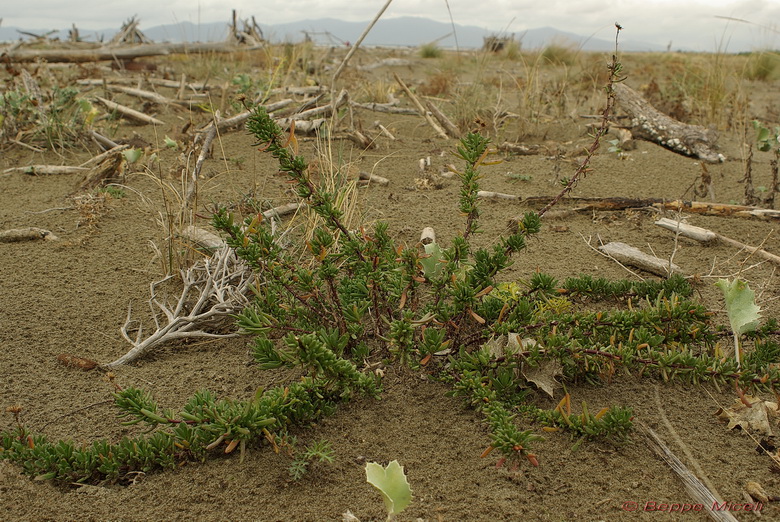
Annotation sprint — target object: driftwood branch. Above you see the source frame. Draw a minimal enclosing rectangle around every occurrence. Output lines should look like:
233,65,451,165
4,42,263,63
486,193,780,221
351,97,418,115
358,171,389,186
655,218,780,265
95,96,165,125
89,131,122,151
615,83,724,163
497,142,544,155
393,73,449,139
105,85,187,110
186,123,218,208
104,247,254,368
3,165,88,176
424,99,460,138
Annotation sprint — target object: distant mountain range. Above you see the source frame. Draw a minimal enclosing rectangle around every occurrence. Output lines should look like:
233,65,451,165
0,16,666,52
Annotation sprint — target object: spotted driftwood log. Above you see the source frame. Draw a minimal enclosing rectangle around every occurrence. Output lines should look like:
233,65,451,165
614,83,724,163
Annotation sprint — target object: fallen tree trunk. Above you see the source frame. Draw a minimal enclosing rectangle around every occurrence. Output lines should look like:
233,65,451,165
614,83,724,163
3,42,263,63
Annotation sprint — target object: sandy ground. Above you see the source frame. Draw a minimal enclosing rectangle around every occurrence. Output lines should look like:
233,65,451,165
1,47,780,520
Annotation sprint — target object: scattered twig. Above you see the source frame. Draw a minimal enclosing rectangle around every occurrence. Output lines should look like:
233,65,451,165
262,202,305,220
330,0,393,88
351,98,418,115
105,85,187,110
373,120,396,140
186,122,218,209
497,142,543,155
89,130,121,151
479,193,780,220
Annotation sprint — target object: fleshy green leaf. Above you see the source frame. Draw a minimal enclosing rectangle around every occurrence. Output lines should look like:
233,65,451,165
715,278,761,335
365,460,412,516
419,243,443,280
122,148,143,164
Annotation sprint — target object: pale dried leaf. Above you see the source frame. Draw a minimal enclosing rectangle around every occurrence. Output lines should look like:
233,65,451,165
522,359,563,398
715,397,779,436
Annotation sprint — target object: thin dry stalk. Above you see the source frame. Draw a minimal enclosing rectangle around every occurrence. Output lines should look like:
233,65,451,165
640,422,737,522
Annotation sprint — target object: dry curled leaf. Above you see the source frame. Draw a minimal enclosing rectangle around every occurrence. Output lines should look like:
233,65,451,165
56,353,98,371
715,396,780,436
522,359,563,398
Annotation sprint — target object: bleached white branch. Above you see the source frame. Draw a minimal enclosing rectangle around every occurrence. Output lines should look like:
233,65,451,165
104,247,254,368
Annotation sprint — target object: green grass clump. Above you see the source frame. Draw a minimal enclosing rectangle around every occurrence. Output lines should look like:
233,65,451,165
420,42,443,59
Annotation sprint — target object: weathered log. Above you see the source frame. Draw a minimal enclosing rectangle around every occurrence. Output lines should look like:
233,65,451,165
0,227,59,242
358,171,389,186
614,83,724,163
598,241,682,276
4,42,262,64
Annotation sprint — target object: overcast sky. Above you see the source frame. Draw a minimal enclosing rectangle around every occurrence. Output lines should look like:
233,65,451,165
2,0,779,51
